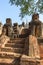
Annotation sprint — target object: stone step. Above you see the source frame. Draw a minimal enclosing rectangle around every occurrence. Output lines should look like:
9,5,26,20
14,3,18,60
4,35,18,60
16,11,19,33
0,52,22,59
0,57,21,65
0,58,14,64
0,47,14,52
8,40,24,44
7,41,24,44
10,39,22,42
20,55,40,65
0,51,21,58
0,52,22,65
0,63,13,65
5,43,24,48
9,38,25,43
0,53,15,59
0,47,24,53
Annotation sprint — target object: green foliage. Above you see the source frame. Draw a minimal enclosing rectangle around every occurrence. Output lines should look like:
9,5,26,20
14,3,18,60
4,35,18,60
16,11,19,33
9,0,43,18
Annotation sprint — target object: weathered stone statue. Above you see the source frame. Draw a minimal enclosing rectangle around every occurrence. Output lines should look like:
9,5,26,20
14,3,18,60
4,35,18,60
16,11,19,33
29,13,42,37
13,23,19,38
0,26,10,48
3,18,13,38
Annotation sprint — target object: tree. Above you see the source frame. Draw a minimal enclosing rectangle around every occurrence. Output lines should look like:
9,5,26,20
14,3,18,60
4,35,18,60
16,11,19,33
9,0,43,18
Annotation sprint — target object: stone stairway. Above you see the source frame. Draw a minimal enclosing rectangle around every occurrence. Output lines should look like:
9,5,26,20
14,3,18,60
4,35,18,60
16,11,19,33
0,36,42,65
0,38,25,65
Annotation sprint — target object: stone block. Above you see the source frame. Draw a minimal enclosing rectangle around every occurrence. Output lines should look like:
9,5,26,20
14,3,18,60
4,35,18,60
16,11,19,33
29,35,40,58
20,55,36,65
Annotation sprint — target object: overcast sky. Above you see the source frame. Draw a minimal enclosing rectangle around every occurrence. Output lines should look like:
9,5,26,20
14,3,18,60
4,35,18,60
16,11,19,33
0,0,43,24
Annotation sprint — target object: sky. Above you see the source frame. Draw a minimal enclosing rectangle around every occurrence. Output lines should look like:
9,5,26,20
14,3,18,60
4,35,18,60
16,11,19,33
0,0,43,25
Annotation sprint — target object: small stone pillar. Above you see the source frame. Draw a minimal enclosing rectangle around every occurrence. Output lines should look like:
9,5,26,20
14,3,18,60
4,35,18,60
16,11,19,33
29,35,35,57
29,35,40,58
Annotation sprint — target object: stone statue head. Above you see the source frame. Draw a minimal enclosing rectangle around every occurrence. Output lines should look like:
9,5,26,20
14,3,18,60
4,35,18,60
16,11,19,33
6,18,12,26
32,13,39,21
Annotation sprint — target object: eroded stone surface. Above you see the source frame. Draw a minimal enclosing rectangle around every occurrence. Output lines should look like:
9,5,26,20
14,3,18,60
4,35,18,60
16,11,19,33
0,35,10,47
29,35,40,58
